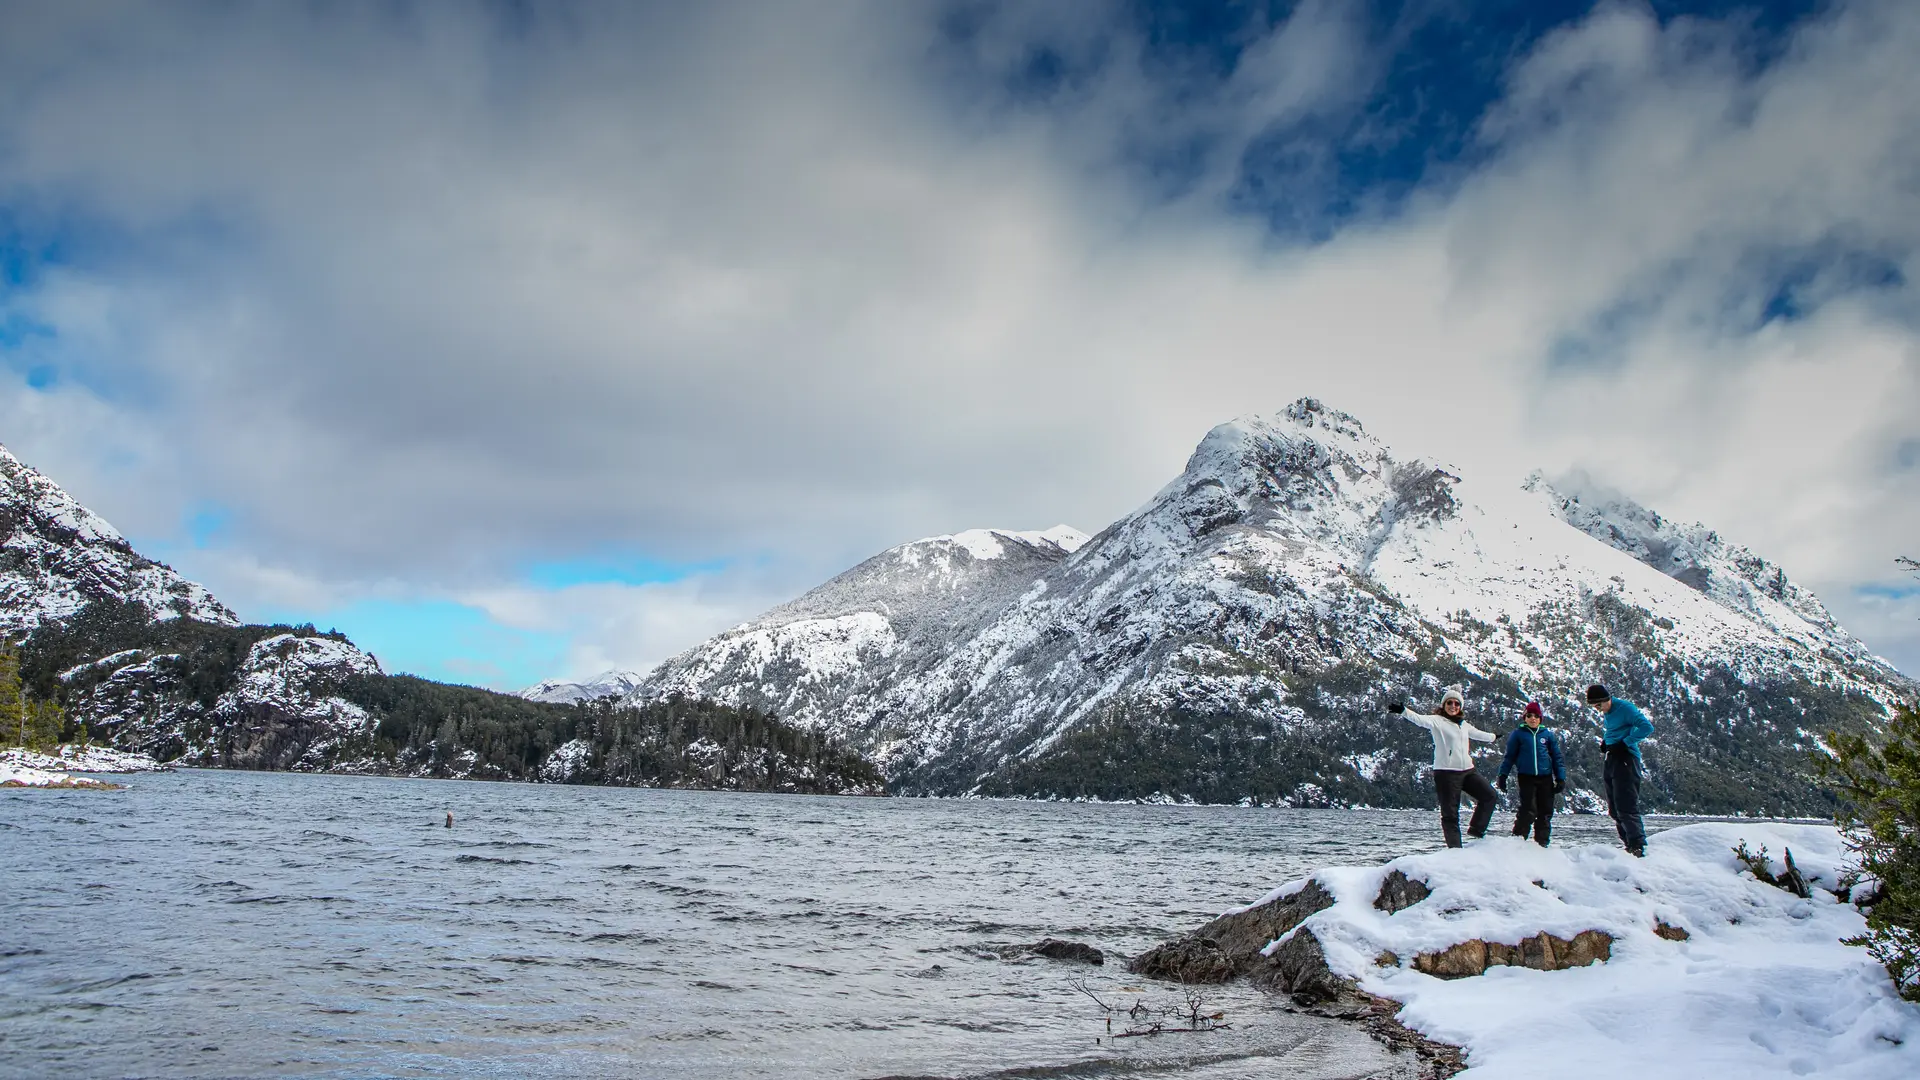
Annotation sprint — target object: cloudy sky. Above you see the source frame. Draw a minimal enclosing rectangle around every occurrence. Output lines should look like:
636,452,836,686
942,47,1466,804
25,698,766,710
2,0,1916,687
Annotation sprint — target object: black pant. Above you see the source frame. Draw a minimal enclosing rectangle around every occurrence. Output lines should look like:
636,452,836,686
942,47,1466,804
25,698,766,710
1510,775,1555,847
1433,768,1496,848
1603,747,1646,852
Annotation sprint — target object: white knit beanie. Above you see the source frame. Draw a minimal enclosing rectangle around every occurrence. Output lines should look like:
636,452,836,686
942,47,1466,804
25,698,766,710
1440,685,1465,708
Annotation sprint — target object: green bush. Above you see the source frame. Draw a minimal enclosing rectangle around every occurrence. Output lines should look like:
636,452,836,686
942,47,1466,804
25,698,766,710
1821,704,1920,1001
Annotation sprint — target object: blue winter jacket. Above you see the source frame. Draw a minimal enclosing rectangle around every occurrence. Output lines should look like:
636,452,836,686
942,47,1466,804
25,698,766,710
1497,726,1565,783
1603,699,1655,758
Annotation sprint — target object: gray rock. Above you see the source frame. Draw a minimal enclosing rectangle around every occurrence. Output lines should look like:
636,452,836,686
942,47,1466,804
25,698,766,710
1128,879,1335,983
1373,869,1431,914
1260,927,1355,1004
1027,938,1103,965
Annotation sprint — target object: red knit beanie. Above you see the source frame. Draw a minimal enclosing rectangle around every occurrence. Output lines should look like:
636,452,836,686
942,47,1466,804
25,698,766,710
1524,701,1543,718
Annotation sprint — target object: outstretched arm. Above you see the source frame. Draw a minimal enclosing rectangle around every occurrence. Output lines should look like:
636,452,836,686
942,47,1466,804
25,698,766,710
1463,721,1497,743
1388,702,1434,730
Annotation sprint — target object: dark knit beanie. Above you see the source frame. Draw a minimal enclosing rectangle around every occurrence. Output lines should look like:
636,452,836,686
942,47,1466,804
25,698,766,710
1525,701,1543,717
1585,684,1611,705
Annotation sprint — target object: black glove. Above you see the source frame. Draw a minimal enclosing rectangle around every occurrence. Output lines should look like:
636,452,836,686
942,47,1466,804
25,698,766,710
1497,774,1509,792
1552,778,1565,794
1387,702,1405,714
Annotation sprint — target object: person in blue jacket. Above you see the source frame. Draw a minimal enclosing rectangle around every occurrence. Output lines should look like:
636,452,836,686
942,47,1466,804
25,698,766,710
1496,701,1565,847
1586,684,1654,857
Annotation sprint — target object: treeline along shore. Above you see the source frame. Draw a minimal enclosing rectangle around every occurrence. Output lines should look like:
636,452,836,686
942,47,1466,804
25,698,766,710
9,599,884,796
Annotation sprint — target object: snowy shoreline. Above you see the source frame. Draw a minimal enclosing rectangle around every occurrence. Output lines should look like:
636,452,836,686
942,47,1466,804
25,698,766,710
1131,822,1918,1079
0,745,163,789
0,763,121,789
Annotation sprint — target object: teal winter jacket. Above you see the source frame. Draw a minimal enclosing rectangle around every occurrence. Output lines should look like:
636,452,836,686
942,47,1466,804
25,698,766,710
1602,699,1655,758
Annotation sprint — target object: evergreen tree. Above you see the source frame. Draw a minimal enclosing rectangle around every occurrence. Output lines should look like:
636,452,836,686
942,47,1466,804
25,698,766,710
23,698,64,751
0,641,24,747
1819,558,1920,1001
1822,704,1920,1001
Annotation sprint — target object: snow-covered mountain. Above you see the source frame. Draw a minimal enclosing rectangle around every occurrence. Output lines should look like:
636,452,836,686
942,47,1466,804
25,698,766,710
1,444,236,633
633,525,1088,743
617,399,1912,812
521,669,648,704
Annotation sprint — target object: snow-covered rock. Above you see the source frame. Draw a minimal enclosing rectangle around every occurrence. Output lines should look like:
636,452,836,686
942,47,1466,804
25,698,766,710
0,443,236,633
1145,823,1919,1079
621,398,1915,806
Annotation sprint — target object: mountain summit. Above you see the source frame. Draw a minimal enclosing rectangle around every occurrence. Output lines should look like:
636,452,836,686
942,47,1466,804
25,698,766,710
610,398,1911,813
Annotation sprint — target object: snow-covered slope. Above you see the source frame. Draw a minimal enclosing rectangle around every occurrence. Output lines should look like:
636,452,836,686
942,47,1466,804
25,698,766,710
0,444,236,632
625,399,1913,809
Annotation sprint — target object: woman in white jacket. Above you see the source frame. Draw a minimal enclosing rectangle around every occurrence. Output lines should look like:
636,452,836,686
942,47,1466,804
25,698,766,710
1388,686,1497,848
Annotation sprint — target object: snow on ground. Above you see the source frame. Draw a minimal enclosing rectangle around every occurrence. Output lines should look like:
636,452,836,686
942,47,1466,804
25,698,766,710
0,762,118,788
1,745,166,773
1263,822,1917,1079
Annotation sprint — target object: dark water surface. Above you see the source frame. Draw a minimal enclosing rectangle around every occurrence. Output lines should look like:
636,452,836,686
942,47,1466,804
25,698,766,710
3,771,1668,1079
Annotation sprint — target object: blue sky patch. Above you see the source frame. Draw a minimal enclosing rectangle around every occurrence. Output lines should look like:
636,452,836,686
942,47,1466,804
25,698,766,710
184,503,235,549
263,598,570,691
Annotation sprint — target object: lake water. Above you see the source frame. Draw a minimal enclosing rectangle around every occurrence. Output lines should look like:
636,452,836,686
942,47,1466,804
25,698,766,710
3,771,1679,1079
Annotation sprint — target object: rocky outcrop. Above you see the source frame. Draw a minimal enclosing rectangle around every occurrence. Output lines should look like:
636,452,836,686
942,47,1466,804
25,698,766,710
1028,939,1103,965
1374,869,1432,913
1129,880,1335,983
1134,865,1614,1016
1264,927,1353,1003
71,632,383,769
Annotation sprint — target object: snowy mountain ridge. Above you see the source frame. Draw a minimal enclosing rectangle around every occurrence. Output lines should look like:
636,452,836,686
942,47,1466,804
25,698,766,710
1,444,236,633
607,398,1912,810
522,669,648,704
